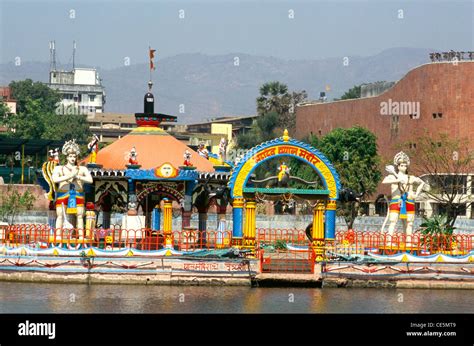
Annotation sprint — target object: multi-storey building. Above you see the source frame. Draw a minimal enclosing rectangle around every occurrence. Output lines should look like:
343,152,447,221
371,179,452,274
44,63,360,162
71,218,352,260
48,68,106,115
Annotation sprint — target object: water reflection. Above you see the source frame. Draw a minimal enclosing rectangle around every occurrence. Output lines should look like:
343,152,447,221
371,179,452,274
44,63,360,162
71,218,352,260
0,282,472,314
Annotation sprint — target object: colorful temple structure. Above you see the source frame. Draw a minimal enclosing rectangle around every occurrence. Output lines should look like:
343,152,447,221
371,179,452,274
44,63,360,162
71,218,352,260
33,79,346,260
2,80,474,285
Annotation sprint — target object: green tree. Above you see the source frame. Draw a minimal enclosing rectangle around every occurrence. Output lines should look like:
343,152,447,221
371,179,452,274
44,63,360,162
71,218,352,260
257,81,289,115
236,111,279,149
294,127,381,227
9,79,61,114
0,101,10,118
403,133,474,227
256,81,307,131
338,85,362,100
1,79,90,141
0,186,36,224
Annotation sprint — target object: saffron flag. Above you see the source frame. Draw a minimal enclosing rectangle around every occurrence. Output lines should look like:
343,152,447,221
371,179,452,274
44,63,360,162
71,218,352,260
149,48,156,70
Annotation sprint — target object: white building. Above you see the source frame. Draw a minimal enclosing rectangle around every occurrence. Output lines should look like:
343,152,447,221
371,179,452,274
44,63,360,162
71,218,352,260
48,68,105,116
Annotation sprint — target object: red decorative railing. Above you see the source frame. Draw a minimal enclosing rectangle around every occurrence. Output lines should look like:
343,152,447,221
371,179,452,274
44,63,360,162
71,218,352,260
256,228,307,243
2,225,473,257
1,225,233,251
333,230,474,256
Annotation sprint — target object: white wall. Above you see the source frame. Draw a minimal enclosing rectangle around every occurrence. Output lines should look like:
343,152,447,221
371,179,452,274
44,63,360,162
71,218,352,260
74,69,97,85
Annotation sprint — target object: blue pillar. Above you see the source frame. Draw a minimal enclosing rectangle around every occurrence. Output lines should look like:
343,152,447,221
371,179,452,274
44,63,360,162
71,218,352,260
152,206,161,231
325,200,337,240
232,198,244,239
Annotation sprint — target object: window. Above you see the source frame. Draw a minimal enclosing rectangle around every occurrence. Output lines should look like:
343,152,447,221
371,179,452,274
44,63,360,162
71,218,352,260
435,203,466,218
415,203,425,217
375,195,388,216
89,95,96,102
63,93,73,100
432,112,443,119
359,203,370,216
430,175,467,194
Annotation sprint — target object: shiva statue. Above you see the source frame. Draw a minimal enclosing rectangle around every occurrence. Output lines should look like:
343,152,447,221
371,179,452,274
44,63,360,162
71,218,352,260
382,151,426,236
51,139,93,237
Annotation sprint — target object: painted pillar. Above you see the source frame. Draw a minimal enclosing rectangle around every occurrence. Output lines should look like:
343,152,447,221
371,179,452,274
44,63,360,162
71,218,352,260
85,202,96,239
197,208,208,244
163,199,173,248
152,205,161,231
183,182,194,229
216,204,227,248
312,201,326,262
243,200,256,247
325,200,337,240
182,210,192,229
102,211,111,229
232,197,244,241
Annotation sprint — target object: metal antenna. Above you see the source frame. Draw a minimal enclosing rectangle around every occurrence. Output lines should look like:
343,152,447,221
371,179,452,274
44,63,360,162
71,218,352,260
72,40,76,69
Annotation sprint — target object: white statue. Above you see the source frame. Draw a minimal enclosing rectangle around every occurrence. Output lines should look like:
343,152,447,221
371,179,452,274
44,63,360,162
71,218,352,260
51,140,93,237
218,137,227,162
197,142,209,159
382,151,426,237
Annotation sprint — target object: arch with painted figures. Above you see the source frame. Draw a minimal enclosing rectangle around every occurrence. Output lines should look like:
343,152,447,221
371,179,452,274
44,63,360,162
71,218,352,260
228,132,341,260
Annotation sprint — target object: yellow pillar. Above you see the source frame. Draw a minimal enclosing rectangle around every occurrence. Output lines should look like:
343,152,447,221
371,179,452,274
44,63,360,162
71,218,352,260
85,209,96,239
163,199,173,248
311,201,326,262
243,200,256,248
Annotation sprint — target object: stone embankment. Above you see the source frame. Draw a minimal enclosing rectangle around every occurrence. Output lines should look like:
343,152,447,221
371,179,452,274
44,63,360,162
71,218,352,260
1,258,473,288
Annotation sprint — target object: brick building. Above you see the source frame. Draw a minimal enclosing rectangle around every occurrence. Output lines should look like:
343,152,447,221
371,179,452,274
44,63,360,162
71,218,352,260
296,61,474,218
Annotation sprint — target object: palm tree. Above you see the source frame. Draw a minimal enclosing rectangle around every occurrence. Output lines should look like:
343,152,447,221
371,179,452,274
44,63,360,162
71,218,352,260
256,81,290,116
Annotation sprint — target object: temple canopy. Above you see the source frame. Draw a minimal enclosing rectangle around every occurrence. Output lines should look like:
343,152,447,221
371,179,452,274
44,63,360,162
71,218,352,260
85,88,215,171
90,126,215,171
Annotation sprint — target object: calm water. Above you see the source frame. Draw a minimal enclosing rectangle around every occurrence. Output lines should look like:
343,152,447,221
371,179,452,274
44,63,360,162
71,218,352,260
0,282,472,313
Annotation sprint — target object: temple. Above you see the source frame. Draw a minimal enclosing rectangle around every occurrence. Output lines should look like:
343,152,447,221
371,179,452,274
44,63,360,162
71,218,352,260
79,82,234,239
34,78,343,257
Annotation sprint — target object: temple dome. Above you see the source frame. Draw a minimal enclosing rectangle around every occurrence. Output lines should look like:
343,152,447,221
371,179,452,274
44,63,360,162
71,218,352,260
85,87,214,171
90,126,215,171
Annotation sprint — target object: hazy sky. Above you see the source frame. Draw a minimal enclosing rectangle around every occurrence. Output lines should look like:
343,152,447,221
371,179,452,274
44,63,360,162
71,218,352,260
0,0,472,69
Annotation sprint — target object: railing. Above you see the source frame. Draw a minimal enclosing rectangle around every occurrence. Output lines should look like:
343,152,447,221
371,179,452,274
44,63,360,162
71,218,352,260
256,228,474,257
256,228,307,243
1,225,233,251
3,225,473,257
256,228,314,273
334,230,474,256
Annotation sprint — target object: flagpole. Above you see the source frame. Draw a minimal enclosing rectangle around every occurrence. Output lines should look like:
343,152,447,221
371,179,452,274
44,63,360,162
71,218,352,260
149,45,152,89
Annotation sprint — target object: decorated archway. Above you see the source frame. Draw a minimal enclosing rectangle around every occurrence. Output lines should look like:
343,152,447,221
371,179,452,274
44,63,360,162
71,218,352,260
228,131,341,259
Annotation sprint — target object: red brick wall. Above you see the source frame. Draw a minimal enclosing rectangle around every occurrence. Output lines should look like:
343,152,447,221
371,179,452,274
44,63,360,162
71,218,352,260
296,61,474,197
0,184,49,211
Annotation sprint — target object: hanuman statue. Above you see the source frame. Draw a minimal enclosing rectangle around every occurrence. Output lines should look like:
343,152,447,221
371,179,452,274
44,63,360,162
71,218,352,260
382,151,426,236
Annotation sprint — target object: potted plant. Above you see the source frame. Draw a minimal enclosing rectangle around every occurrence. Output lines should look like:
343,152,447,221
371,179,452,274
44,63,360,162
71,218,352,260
420,214,456,252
